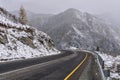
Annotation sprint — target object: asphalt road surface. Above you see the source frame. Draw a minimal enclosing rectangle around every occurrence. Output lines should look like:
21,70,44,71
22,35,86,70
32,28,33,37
0,50,72,74
24,51,88,80
0,50,89,80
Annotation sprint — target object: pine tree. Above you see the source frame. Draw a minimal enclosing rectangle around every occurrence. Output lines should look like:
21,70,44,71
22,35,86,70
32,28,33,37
19,6,27,25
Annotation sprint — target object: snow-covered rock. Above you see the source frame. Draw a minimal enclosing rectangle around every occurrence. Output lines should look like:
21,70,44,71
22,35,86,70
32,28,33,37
98,52,120,80
0,7,59,61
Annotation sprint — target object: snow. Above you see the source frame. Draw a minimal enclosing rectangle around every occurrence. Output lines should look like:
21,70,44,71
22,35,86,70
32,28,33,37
69,46,78,50
8,28,31,37
111,73,120,79
0,14,30,29
99,53,114,68
0,27,59,61
0,10,60,62
72,25,84,38
97,52,120,80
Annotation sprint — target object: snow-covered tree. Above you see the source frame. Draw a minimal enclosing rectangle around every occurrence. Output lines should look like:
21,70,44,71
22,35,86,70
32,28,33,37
19,6,27,25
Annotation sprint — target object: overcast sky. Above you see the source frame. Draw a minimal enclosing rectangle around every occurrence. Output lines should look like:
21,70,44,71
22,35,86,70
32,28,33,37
0,0,120,14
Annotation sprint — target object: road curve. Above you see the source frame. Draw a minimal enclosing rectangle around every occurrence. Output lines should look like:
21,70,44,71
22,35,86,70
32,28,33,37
0,50,72,74
0,50,89,80
64,53,88,80
24,51,88,80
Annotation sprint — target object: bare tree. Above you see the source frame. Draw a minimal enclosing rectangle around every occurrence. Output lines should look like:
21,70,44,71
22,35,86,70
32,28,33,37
19,6,27,25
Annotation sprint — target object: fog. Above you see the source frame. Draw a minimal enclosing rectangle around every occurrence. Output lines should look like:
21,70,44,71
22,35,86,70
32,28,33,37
0,0,120,25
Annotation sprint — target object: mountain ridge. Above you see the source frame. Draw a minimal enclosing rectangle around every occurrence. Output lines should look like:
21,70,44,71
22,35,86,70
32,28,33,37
11,8,120,54
40,8,120,55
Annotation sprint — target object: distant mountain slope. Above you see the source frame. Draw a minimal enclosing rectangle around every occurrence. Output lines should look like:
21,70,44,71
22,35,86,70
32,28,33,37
39,8,120,54
0,7,59,61
11,10,53,29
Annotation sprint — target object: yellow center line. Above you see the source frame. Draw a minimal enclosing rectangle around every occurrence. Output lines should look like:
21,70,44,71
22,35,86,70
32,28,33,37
64,53,88,80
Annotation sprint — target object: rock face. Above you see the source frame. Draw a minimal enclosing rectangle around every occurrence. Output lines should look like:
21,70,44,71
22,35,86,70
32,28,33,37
36,8,120,54
0,7,59,61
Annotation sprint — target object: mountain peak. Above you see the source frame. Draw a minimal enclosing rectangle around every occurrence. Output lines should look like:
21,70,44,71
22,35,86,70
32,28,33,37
63,8,81,15
65,8,80,13
57,8,82,19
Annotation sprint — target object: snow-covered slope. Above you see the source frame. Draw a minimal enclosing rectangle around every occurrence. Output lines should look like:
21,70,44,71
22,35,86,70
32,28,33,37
39,8,120,54
0,7,59,61
98,52,120,80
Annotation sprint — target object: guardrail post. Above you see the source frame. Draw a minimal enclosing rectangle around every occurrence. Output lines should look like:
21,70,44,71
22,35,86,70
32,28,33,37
102,61,104,69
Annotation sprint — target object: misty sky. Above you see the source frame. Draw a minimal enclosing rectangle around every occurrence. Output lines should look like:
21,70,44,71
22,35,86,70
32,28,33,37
0,0,120,14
